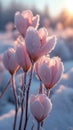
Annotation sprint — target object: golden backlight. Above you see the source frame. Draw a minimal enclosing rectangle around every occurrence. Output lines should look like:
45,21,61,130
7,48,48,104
66,0,73,15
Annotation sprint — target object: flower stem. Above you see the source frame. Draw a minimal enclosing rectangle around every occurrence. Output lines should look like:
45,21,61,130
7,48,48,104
37,122,40,130
31,119,34,130
24,64,34,130
39,81,43,94
12,75,18,130
41,121,44,130
46,89,50,97
0,77,12,99
18,72,27,130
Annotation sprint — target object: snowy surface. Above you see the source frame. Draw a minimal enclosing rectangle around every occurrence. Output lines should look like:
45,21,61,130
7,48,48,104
0,31,73,130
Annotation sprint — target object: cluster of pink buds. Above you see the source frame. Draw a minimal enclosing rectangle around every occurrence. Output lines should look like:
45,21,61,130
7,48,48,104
0,10,64,130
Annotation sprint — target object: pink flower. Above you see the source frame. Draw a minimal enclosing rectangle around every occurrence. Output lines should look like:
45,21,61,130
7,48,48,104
15,43,31,72
25,27,56,62
30,94,52,122
15,10,40,37
36,56,64,89
34,56,50,79
3,48,19,75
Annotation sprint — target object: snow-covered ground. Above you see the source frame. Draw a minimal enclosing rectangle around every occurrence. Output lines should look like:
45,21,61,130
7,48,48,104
0,30,73,130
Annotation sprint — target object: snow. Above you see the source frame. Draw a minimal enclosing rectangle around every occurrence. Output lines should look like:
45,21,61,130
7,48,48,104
51,37,72,61
44,86,73,130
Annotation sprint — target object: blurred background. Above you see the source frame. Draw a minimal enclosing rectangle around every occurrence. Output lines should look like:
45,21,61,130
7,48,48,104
1,0,73,30
1,0,73,63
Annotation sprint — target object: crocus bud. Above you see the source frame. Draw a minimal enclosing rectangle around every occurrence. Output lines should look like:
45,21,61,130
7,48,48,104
3,48,19,75
15,10,40,37
15,43,31,72
38,56,64,89
30,94,52,122
34,56,50,80
25,27,56,62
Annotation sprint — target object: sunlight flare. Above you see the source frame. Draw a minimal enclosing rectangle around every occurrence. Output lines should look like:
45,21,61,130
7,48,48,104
66,0,73,15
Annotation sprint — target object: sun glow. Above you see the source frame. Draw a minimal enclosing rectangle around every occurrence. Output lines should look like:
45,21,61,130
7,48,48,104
66,0,73,15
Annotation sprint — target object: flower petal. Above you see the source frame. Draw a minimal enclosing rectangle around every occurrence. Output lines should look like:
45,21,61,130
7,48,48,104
25,27,41,60
15,12,28,36
38,63,52,86
22,10,33,24
38,27,48,45
30,100,44,121
53,61,64,85
32,15,40,29
3,48,18,74
15,43,31,71
39,95,52,118
38,35,56,57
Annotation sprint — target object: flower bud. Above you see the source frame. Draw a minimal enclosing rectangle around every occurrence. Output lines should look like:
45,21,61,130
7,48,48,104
15,43,31,72
15,10,40,37
25,27,56,62
3,48,19,75
30,94,52,122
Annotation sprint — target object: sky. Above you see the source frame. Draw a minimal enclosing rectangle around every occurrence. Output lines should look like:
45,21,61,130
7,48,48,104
0,0,72,17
